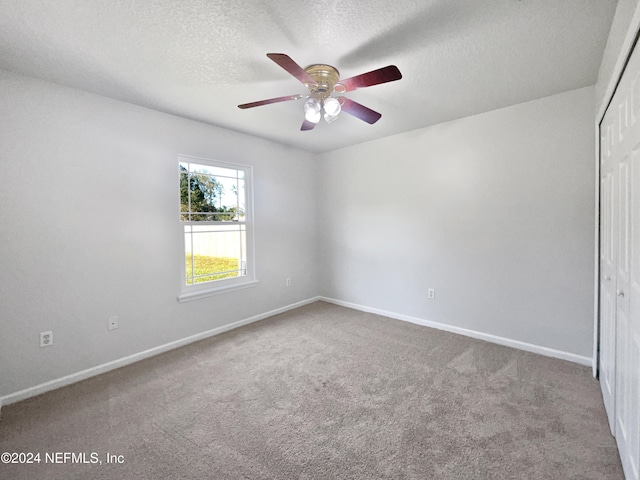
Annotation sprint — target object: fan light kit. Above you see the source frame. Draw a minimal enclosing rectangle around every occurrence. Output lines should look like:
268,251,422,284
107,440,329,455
238,53,402,131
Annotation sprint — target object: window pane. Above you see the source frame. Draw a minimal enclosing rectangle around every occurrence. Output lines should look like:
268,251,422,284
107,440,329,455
185,228,191,278
179,161,245,222
179,169,190,220
184,224,247,285
237,179,246,219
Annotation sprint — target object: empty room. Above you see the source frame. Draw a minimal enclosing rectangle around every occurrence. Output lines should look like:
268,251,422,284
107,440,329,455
0,1,639,479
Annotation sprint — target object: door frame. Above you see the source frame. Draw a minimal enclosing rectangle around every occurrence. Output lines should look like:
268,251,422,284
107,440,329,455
594,5,640,377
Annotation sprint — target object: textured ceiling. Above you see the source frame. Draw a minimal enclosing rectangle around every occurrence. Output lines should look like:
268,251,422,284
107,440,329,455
0,0,617,153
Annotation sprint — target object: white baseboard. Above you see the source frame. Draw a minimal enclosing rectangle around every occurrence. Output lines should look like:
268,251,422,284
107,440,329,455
0,296,322,407
319,297,593,367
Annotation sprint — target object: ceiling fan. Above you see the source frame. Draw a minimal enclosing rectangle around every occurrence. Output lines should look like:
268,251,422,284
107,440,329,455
238,53,402,131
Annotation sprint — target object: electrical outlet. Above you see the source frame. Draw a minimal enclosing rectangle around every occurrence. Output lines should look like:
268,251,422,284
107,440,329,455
108,316,119,331
286,278,292,287
428,289,435,299
40,331,53,347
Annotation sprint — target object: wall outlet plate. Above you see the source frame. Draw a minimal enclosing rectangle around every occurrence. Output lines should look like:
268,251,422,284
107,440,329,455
428,289,435,299
108,316,119,331
40,331,53,347
286,278,291,287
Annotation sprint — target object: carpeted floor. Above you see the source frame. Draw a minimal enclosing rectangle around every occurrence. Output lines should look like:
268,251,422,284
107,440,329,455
0,301,624,479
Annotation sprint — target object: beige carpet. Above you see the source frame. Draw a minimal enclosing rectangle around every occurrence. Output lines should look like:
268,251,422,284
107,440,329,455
0,301,623,479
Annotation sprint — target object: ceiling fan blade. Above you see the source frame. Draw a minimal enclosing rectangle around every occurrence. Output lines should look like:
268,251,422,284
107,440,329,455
337,65,402,92
238,94,303,109
301,120,316,131
340,98,382,124
267,53,317,86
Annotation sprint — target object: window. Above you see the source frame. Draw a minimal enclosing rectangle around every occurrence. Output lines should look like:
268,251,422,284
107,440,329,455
178,155,256,302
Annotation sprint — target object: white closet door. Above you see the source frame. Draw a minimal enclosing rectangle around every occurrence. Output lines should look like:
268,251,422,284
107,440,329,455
600,34,640,480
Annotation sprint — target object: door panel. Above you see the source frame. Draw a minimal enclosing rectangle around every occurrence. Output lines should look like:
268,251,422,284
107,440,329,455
600,137,618,434
619,146,640,480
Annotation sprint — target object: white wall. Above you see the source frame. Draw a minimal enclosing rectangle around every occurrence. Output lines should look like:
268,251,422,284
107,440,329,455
317,86,596,358
0,69,318,400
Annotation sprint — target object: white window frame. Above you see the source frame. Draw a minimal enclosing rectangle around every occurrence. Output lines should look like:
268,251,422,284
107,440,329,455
177,154,257,303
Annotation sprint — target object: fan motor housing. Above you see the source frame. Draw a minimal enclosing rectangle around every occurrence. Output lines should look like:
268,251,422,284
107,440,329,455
304,64,342,99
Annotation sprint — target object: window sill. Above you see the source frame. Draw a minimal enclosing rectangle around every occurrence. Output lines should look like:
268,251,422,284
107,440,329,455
177,279,259,303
